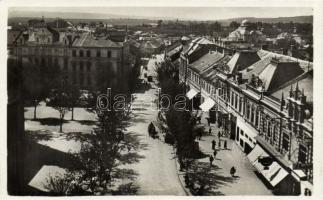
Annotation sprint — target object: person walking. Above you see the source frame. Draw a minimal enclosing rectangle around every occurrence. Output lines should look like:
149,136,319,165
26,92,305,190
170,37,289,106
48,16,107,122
198,131,202,140
213,149,217,158
209,155,214,166
211,140,216,150
207,118,210,126
230,166,236,177
218,131,221,139
209,127,212,135
224,140,227,149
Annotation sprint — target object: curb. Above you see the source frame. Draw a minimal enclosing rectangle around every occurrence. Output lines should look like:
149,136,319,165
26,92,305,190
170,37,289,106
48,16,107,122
173,148,192,196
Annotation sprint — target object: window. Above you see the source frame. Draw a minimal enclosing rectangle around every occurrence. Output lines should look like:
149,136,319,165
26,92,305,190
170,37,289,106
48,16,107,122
87,62,91,72
87,50,91,57
239,97,242,112
80,62,84,71
267,122,272,138
251,106,255,124
47,38,50,43
80,77,84,86
107,50,111,58
72,62,76,71
240,130,244,136
64,58,68,70
298,144,307,163
282,133,290,151
96,50,101,57
255,110,259,127
246,103,250,119
235,94,238,109
87,76,92,86
79,50,84,57
54,58,58,66
72,50,76,57
236,127,240,141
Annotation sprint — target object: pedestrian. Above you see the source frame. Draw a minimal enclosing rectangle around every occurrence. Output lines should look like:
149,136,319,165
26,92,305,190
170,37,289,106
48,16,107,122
230,166,236,177
213,149,217,158
209,155,214,166
224,140,227,149
211,140,216,150
218,140,221,148
198,131,202,140
209,127,212,135
218,131,221,139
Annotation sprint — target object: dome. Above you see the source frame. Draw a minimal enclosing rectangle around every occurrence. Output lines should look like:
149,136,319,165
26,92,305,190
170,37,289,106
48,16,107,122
241,19,249,26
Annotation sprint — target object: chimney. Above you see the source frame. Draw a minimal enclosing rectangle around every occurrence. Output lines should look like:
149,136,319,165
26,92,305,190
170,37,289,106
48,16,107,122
236,73,243,84
261,44,268,50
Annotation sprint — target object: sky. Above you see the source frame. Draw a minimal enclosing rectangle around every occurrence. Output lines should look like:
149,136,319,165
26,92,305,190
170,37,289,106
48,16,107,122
9,7,313,20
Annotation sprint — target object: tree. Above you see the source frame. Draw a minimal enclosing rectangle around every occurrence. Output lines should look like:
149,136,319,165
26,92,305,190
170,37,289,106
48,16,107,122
229,21,240,29
49,78,70,132
157,20,163,28
23,63,44,119
156,61,204,168
66,84,81,121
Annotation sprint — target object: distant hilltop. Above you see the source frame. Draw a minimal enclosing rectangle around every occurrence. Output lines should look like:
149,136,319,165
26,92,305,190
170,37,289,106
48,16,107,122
216,16,313,25
8,8,313,25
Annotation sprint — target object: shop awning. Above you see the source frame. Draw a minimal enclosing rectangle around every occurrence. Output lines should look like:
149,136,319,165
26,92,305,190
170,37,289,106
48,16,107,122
28,165,68,192
254,161,289,187
247,145,267,163
248,145,289,187
199,98,216,112
186,88,198,100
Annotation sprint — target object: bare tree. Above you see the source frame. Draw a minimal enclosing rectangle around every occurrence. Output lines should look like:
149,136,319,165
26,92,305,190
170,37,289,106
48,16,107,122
49,78,70,132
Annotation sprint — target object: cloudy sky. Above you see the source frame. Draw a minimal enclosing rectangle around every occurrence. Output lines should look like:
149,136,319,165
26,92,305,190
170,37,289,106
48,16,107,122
9,7,313,20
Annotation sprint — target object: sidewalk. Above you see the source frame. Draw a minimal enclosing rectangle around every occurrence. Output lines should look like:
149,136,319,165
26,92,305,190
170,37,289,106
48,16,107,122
183,112,273,195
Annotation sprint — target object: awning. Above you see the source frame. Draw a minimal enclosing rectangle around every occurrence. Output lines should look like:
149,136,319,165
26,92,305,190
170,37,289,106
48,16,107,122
186,88,198,100
247,145,267,163
28,165,68,192
199,98,216,112
254,161,289,187
248,145,289,187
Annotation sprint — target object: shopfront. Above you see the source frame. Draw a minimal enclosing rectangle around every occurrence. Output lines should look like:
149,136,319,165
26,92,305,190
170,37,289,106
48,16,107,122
236,117,258,154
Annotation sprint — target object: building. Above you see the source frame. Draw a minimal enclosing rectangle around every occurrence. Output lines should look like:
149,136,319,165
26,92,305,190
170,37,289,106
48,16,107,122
178,38,313,195
8,17,131,90
226,19,266,44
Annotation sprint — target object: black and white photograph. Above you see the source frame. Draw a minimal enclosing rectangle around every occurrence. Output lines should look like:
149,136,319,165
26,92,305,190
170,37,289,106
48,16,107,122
2,0,322,198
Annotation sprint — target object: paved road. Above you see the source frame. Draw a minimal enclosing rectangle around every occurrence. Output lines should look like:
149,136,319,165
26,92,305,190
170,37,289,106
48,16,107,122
126,55,186,195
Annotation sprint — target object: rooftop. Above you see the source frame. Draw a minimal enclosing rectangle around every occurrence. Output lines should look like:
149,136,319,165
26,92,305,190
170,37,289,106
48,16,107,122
189,51,224,73
72,32,123,48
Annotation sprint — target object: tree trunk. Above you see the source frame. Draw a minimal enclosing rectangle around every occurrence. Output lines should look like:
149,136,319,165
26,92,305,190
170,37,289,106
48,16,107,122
34,104,37,120
71,107,74,121
60,114,63,133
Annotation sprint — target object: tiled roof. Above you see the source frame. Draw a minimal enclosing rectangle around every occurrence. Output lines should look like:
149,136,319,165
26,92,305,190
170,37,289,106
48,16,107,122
72,32,123,48
258,59,304,92
226,51,261,74
189,51,223,73
271,71,313,103
258,49,313,72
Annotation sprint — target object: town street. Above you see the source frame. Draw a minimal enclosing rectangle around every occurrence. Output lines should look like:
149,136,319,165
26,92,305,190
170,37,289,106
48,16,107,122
125,55,186,195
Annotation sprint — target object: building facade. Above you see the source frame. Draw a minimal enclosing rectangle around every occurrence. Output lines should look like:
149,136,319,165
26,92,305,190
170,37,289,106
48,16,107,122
8,18,131,90
179,37,313,196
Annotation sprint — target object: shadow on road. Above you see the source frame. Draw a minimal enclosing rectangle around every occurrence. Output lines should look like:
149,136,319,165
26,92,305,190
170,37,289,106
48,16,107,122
186,161,238,196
